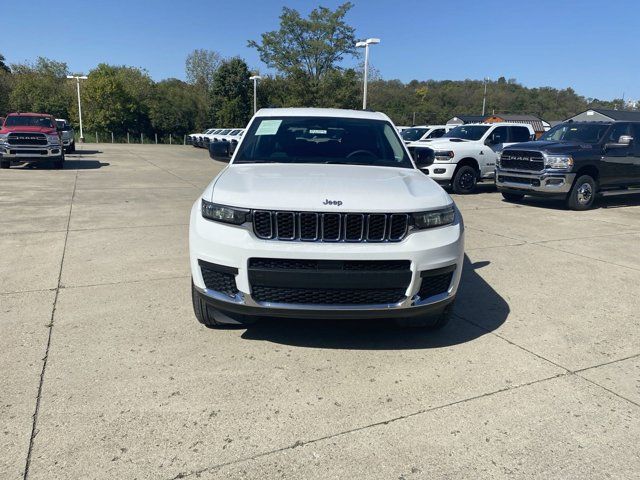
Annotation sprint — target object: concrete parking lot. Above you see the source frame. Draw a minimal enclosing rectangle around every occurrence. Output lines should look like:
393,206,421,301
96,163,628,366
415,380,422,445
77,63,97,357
1,144,639,479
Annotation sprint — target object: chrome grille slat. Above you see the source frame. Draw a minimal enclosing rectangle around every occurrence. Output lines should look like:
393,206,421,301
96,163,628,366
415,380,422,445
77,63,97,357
252,210,409,242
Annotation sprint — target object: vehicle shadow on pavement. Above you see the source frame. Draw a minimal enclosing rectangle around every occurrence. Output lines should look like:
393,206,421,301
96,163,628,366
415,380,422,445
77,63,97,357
63,159,110,169
240,255,508,350
503,193,640,210
68,149,102,155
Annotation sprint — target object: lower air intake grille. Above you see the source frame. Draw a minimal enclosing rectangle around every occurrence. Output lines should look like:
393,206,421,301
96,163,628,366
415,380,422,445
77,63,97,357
251,286,406,305
418,271,453,299
199,261,238,297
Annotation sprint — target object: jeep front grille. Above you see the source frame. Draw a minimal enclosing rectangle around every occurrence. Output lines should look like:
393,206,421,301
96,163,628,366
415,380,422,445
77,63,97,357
500,150,544,171
252,210,409,242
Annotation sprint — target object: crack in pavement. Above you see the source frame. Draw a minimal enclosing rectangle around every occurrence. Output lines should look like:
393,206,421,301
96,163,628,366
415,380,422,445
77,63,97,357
23,170,78,480
165,372,569,480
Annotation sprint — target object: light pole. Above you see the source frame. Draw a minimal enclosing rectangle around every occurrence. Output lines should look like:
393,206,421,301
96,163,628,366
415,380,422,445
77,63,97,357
249,75,261,115
482,77,489,116
355,38,380,110
67,75,88,142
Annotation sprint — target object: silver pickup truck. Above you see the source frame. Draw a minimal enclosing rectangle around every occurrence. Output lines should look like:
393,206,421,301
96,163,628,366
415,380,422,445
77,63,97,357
56,119,75,153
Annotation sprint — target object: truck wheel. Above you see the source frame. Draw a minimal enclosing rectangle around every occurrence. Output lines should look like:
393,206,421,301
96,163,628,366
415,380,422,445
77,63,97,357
52,153,65,169
0,159,10,169
452,165,478,194
191,281,254,328
69,142,76,153
501,192,525,202
567,175,596,210
396,304,453,329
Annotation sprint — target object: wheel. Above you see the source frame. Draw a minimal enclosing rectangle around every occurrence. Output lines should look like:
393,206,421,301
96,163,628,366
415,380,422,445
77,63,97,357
191,281,254,328
69,141,76,153
501,192,525,202
0,159,9,169
396,303,454,329
567,174,596,210
452,165,478,194
52,152,65,169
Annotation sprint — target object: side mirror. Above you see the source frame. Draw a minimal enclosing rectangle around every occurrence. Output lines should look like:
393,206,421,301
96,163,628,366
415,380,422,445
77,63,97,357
209,140,232,162
484,136,496,146
409,147,434,168
605,135,633,150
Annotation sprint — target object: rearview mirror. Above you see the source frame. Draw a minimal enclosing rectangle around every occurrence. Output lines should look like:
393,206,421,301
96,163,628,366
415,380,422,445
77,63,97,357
209,140,232,162
409,147,434,168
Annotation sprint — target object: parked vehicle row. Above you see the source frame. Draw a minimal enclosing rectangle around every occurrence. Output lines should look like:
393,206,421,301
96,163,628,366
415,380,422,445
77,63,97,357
187,128,244,149
0,112,66,169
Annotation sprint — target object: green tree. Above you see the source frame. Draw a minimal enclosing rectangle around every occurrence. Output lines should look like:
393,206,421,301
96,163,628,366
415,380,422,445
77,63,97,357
82,64,153,134
249,3,357,81
9,57,72,118
0,53,10,74
211,57,251,127
149,78,199,135
185,49,221,92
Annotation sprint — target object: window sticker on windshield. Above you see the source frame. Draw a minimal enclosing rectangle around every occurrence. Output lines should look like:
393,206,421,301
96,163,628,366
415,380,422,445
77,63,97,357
255,120,282,136
309,129,327,135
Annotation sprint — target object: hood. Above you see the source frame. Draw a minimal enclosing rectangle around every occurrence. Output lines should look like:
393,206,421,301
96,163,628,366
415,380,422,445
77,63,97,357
505,140,595,154
209,163,451,212
1,125,57,135
418,138,474,148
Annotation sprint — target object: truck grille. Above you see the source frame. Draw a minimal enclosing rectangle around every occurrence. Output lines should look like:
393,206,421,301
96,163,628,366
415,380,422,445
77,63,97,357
8,133,48,146
251,286,406,305
248,258,411,306
252,211,410,242
500,150,544,171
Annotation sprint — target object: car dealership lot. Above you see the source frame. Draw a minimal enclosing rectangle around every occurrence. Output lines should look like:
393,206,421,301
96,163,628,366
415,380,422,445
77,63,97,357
1,144,639,479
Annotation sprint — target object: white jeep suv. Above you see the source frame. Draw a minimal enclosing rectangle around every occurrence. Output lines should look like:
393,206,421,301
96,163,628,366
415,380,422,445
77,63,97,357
408,122,534,194
189,108,465,328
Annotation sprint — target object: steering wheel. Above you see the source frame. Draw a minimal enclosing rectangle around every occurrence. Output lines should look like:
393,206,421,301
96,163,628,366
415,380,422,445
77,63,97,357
346,149,377,159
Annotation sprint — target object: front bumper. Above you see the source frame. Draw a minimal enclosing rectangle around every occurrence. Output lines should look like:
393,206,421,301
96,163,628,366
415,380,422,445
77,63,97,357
420,162,457,182
0,143,63,159
496,168,575,196
189,200,465,318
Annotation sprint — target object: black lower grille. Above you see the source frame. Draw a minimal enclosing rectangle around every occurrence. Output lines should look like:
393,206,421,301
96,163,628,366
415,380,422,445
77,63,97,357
498,175,540,187
199,261,238,297
418,272,453,299
248,258,410,271
251,286,406,305
252,210,409,242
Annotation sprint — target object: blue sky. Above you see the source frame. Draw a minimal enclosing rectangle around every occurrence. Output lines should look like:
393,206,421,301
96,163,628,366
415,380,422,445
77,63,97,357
4,0,639,100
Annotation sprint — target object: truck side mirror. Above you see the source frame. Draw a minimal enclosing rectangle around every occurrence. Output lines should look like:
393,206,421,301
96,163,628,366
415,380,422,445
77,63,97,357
209,140,232,162
409,147,434,168
605,135,633,150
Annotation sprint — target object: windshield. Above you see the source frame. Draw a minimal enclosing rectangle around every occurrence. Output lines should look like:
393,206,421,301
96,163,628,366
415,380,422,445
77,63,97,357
5,116,55,128
401,127,429,141
443,125,490,140
539,123,610,144
234,116,413,168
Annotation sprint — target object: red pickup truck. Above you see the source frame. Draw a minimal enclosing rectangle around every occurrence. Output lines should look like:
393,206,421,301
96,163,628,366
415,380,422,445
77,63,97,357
0,112,65,169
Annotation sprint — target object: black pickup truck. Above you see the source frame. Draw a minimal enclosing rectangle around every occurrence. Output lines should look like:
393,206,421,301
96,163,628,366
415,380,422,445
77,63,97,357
496,121,640,209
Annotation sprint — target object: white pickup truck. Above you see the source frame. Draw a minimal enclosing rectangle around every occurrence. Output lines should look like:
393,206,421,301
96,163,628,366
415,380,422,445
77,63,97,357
408,122,535,193
189,108,464,329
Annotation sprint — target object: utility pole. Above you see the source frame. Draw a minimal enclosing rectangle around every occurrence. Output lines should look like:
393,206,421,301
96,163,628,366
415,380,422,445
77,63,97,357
67,75,88,142
482,77,489,116
356,38,381,110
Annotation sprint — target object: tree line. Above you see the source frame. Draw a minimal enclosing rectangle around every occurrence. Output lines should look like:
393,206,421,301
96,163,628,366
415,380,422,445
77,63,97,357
0,2,631,137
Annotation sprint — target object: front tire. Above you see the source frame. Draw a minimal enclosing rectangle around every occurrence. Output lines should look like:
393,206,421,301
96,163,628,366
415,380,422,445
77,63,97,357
0,159,10,169
452,165,478,194
68,141,76,153
501,192,525,202
191,281,254,328
396,303,453,329
567,174,596,210
52,153,65,169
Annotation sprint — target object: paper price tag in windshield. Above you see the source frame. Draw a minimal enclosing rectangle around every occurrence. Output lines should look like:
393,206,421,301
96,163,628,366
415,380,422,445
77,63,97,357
309,129,327,135
255,120,282,136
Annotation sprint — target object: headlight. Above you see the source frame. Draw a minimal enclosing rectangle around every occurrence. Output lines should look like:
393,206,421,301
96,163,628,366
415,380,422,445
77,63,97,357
46,134,59,143
201,199,249,225
0,133,8,142
412,205,456,229
434,150,454,161
544,154,573,169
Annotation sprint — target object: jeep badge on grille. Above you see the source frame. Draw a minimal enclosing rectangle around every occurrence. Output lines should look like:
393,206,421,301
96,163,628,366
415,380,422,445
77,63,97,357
323,199,343,206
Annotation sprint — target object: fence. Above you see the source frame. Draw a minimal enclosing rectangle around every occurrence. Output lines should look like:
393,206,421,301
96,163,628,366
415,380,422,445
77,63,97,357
75,132,188,145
